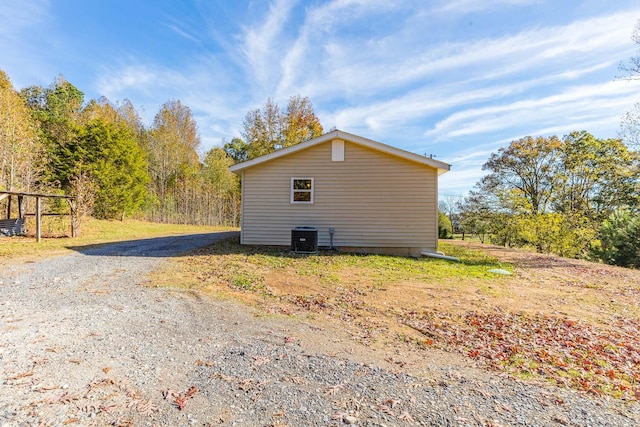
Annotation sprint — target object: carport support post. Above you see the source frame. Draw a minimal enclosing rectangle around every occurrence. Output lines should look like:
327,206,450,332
36,196,41,242
18,195,24,219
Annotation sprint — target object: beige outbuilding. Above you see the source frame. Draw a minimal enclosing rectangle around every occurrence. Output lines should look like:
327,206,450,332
229,129,450,256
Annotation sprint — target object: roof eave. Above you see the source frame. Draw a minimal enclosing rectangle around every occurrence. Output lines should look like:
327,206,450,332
228,129,451,174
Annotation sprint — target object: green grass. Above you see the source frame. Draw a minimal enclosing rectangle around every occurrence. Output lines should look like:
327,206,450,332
448,233,483,241
192,237,512,288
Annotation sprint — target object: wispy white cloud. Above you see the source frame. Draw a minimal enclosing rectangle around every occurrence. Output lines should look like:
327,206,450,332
0,0,54,87
431,0,540,14
96,64,183,98
241,0,296,96
439,167,489,194
164,22,200,43
425,79,640,139
273,0,406,99
0,0,49,36
357,11,628,93
325,61,625,138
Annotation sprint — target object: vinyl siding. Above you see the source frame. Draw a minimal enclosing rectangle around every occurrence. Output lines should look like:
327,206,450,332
240,140,438,253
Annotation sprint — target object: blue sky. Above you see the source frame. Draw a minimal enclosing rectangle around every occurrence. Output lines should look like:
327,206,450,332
2,0,639,196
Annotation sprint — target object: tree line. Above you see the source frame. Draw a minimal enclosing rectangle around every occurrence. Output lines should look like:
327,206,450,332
0,70,323,233
451,132,639,267
442,24,640,269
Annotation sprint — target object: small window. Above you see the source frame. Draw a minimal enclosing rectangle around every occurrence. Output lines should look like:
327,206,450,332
291,177,314,204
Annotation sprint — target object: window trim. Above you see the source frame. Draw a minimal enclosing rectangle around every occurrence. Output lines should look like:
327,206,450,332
290,177,314,204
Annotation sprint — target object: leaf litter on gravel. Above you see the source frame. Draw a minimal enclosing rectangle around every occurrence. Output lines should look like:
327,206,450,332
402,308,640,400
163,385,199,410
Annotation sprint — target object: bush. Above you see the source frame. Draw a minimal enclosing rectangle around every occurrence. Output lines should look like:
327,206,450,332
438,211,452,238
594,209,640,268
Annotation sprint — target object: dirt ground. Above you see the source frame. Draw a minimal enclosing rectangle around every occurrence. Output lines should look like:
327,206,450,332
444,240,640,327
169,238,640,401
184,238,640,341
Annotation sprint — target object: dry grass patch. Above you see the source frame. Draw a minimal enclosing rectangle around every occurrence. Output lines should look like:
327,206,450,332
0,218,235,265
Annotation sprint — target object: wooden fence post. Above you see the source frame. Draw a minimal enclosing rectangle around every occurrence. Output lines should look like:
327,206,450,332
36,196,41,242
69,199,77,238
18,195,24,219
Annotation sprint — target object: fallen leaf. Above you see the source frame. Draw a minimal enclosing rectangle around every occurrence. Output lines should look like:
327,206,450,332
171,386,199,411
324,384,344,395
126,388,140,399
7,371,34,380
137,400,159,416
377,404,395,416
252,356,270,366
162,389,179,400
185,386,199,398
99,404,118,413
398,411,414,422
174,396,187,411
34,385,58,392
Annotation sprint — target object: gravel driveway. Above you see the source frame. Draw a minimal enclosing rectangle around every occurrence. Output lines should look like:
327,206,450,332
1,232,638,426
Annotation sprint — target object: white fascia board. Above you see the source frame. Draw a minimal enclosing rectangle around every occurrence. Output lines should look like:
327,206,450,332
228,129,451,175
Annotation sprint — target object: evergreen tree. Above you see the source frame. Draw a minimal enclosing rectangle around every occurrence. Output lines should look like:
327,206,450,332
75,119,148,219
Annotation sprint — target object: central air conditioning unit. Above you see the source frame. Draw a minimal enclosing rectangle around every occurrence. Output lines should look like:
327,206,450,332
291,226,318,253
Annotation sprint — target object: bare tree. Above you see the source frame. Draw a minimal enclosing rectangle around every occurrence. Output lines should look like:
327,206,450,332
147,100,200,222
619,20,640,80
619,21,640,148
438,193,461,236
620,102,640,149
67,171,95,237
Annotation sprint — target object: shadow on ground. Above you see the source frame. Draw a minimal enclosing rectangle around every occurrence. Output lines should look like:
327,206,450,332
66,231,239,258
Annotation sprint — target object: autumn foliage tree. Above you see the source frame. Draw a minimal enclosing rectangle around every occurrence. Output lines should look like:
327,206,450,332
461,132,640,260
202,148,240,225
0,71,43,194
235,95,323,161
143,100,199,223
482,135,562,215
282,95,324,147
